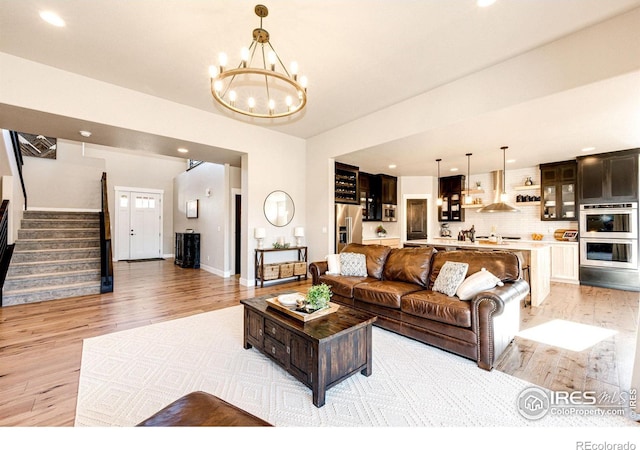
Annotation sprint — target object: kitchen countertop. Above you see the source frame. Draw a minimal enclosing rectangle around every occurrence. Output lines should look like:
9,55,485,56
409,236,578,246
406,238,552,251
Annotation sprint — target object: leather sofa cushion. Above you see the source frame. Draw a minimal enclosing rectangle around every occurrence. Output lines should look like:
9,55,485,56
319,273,376,299
382,247,436,287
401,290,472,328
428,250,520,290
342,243,391,279
354,280,423,309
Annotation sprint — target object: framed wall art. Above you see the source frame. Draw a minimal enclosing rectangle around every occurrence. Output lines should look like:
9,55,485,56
186,199,199,218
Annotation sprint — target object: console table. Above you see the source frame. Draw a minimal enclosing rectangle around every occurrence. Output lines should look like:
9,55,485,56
175,232,200,268
255,246,307,287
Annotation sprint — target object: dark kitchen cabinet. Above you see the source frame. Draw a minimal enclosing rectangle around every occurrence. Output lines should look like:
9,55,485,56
359,172,381,221
438,175,465,222
380,174,398,205
539,160,577,221
335,162,359,204
578,150,639,204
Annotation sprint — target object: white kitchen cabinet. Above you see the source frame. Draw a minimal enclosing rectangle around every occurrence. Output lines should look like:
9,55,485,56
550,242,579,284
362,238,401,248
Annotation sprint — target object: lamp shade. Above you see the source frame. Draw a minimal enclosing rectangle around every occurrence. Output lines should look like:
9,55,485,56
254,227,266,239
293,227,304,237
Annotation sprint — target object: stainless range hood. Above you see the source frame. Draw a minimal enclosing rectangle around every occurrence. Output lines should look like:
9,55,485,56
478,170,519,213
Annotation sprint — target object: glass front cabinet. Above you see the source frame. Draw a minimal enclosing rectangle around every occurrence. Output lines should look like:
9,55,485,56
540,160,577,221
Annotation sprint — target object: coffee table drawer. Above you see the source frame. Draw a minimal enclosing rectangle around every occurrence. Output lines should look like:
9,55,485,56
264,319,286,344
264,336,287,366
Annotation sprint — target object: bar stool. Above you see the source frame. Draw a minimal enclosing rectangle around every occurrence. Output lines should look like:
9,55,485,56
513,251,531,307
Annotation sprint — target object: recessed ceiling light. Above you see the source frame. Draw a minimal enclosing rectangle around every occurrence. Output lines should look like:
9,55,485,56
40,11,65,27
477,0,497,7
506,159,516,164
388,164,397,169
79,130,92,138
178,148,189,153
581,147,596,152
450,168,459,172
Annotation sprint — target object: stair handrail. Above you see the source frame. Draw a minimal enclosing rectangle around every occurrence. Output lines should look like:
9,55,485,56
0,199,13,305
8,131,27,210
100,172,113,293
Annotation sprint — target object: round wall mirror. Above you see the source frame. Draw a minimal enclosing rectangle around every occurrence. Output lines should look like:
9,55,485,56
264,191,295,227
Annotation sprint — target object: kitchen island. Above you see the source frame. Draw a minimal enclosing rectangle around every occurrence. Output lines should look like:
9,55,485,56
404,238,551,306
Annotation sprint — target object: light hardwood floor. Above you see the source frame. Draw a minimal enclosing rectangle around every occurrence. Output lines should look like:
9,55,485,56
0,260,638,426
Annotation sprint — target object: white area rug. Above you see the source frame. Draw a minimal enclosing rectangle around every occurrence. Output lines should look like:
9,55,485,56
75,305,633,427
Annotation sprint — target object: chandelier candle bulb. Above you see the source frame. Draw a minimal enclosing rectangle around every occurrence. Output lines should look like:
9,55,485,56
241,47,249,67
208,65,218,78
269,51,276,70
218,52,227,71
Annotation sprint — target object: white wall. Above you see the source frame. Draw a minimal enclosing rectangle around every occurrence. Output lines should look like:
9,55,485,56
243,149,307,285
173,162,241,277
22,141,105,210
0,53,306,283
305,10,640,261
88,145,186,256
21,140,186,255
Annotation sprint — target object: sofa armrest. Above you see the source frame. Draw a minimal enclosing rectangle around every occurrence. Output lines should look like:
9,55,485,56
309,261,328,285
471,279,529,316
471,279,529,370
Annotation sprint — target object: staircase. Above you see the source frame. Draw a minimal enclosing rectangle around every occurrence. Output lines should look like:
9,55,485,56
2,211,102,306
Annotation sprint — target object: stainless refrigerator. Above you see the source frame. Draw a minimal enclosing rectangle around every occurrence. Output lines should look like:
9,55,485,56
336,204,362,252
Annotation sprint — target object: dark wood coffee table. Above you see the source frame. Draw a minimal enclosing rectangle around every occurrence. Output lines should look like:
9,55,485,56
240,295,377,407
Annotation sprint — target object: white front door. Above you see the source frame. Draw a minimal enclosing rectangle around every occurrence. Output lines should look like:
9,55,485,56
130,193,161,259
115,188,163,260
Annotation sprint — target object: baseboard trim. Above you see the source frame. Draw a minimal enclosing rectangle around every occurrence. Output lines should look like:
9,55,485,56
200,263,230,278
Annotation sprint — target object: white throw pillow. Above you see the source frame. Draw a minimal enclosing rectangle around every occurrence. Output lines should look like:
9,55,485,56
456,268,505,301
433,261,469,297
326,254,341,275
340,252,367,277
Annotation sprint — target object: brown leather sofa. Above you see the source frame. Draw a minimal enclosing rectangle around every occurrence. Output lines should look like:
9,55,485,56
309,243,529,370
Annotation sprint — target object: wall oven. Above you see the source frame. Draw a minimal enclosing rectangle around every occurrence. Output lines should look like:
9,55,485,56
579,202,637,239
580,237,638,270
382,204,397,222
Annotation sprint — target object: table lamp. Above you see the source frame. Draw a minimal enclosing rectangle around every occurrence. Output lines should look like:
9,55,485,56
254,227,266,249
293,227,304,247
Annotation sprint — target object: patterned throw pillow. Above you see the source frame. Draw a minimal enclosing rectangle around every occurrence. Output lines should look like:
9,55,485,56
340,252,367,277
456,268,504,301
433,261,469,297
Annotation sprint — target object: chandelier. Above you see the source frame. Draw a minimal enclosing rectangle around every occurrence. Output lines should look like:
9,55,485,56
209,4,308,119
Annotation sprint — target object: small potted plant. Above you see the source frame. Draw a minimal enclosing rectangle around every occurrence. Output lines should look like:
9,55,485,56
305,283,332,312
376,225,387,237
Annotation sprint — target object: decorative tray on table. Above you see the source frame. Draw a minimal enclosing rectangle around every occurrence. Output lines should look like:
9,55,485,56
265,294,339,322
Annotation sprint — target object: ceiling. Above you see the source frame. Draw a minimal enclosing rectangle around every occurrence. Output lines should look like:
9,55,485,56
1,0,639,174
